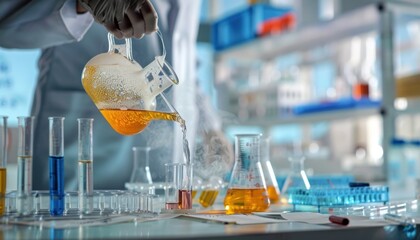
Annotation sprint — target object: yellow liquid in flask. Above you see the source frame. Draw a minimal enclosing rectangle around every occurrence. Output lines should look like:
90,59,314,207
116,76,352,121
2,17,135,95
266,185,280,204
224,188,269,214
199,190,219,208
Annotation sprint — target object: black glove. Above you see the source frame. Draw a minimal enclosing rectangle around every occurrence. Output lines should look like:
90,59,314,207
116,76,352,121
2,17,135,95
79,0,158,39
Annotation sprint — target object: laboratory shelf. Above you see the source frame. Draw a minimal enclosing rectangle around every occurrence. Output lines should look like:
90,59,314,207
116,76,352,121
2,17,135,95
214,0,420,184
215,1,420,61
235,106,381,127
215,4,379,61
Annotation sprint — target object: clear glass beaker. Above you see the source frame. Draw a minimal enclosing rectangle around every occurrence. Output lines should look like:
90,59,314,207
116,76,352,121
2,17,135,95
164,163,192,210
0,116,7,215
260,137,281,204
224,134,270,214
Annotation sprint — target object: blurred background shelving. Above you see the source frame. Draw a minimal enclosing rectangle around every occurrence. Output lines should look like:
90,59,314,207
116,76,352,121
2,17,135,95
198,0,420,197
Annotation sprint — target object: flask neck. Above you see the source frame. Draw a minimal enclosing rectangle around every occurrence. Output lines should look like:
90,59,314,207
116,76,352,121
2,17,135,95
289,157,305,173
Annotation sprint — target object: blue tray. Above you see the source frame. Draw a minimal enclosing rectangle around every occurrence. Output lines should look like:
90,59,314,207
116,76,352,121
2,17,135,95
292,98,381,115
287,186,389,208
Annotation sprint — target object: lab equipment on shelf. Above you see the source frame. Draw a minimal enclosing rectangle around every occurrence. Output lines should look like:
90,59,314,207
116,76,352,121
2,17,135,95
212,3,292,51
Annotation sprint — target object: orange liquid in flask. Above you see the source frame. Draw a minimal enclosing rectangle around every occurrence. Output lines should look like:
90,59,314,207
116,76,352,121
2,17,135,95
224,188,269,214
100,109,180,135
266,185,280,204
199,190,219,208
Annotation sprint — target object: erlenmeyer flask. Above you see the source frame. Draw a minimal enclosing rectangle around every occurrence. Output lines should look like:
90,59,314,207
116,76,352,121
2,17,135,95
224,134,270,214
260,137,280,204
129,146,153,184
281,143,310,194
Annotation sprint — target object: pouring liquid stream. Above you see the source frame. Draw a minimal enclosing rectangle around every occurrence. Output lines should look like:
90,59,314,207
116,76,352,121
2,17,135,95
100,96,192,209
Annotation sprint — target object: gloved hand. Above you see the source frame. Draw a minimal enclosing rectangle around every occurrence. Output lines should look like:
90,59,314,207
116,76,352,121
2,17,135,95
78,0,158,39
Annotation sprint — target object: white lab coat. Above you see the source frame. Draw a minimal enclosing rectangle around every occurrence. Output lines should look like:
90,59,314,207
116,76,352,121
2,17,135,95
0,0,200,190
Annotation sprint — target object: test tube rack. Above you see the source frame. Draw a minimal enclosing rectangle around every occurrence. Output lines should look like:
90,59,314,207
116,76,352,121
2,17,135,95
2,190,160,218
287,185,389,212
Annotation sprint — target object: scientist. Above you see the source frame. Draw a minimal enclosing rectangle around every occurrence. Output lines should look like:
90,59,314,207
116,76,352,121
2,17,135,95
0,0,211,190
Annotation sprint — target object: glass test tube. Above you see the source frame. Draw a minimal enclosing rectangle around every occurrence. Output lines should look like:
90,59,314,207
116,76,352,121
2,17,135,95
0,116,8,215
77,118,94,214
17,116,35,214
49,117,65,216
165,163,180,210
165,163,192,210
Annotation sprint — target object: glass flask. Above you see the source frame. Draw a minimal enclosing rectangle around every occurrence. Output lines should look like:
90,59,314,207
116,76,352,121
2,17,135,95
81,31,180,136
129,146,153,184
199,176,223,208
281,143,311,195
260,137,281,204
224,134,270,214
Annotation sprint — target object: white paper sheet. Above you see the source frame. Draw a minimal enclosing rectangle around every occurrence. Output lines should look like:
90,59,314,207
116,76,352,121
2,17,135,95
181,214,287,225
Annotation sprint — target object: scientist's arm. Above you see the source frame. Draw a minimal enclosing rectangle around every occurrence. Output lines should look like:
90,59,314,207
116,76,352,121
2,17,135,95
0,0,94,49
0,0,158,49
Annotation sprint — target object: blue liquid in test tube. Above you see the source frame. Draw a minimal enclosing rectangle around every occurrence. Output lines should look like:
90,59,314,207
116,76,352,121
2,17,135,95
49,117,65,216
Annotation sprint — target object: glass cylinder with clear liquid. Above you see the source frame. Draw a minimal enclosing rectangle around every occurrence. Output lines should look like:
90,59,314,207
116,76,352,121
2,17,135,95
78,118,94,214
224,134,270,214
16,116,35,215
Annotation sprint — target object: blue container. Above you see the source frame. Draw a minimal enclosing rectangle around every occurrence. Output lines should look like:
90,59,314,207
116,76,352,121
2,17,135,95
212,4,291,51
287,185,389,207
